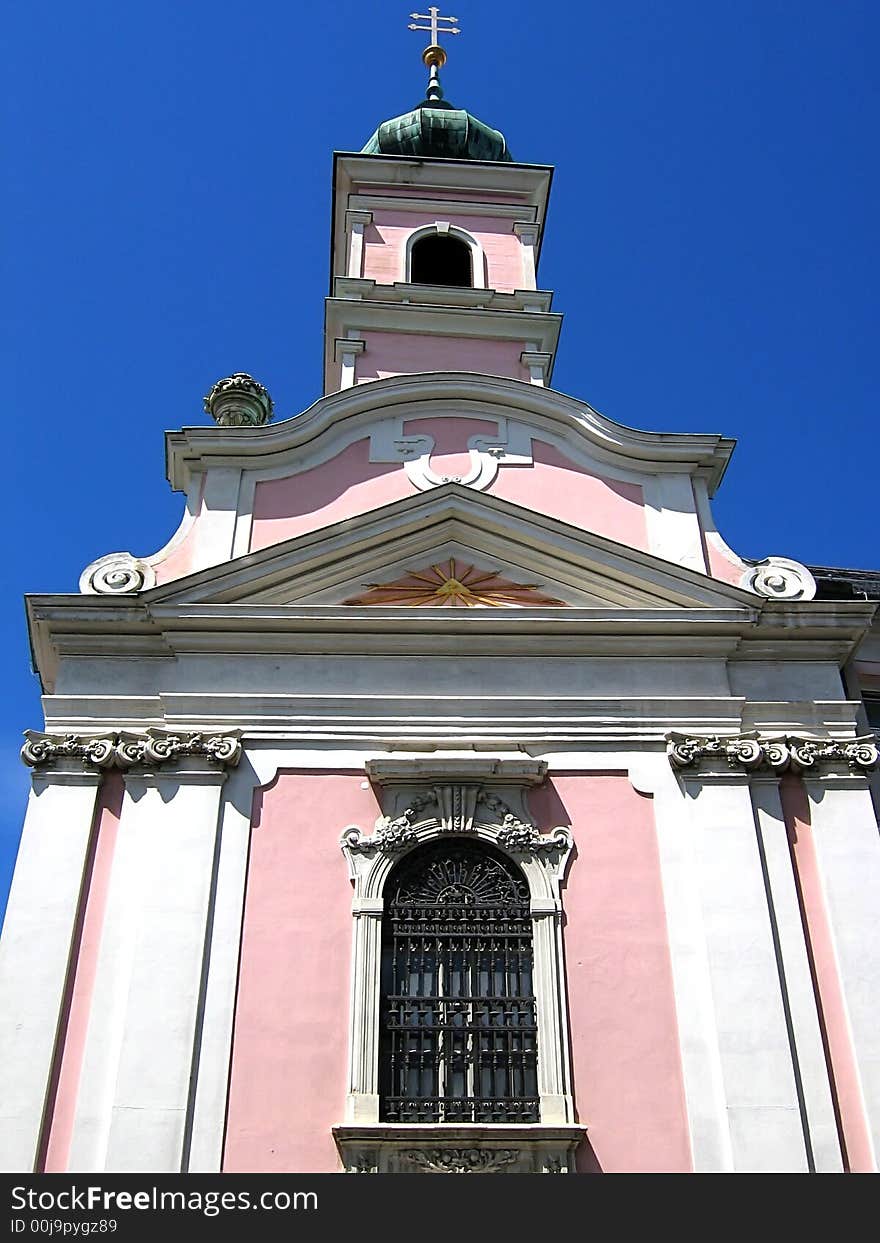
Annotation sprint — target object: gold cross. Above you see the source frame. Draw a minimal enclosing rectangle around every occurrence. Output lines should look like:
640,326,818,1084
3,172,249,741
408,7,461,45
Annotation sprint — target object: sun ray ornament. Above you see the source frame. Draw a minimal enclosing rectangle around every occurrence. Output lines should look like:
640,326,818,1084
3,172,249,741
344,558,566,608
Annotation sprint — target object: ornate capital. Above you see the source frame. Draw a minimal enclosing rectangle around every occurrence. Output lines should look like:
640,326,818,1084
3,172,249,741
79,552,156,595
740,556,816,601
21,731,118,769
203,372,274,426
22,728,243,771
667,731,878,774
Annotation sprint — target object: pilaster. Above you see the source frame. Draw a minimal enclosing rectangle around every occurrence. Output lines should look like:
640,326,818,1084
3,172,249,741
679,766,807,1171
0,766,103,1171
803,769,880,1168
749,774,843,1170
68,759,230,1172
345,210,372,278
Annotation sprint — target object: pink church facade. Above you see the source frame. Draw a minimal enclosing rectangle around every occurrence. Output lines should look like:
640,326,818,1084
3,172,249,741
2,71,880,1176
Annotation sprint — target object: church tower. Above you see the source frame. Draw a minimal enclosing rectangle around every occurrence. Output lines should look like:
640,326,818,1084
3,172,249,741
2,16,879,1176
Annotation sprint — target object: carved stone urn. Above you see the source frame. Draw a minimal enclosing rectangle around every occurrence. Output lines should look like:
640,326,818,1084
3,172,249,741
203,372,274,426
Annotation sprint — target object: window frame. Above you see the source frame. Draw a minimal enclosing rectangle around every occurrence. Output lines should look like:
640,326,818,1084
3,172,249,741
339,771,575,1128
403,223,487,289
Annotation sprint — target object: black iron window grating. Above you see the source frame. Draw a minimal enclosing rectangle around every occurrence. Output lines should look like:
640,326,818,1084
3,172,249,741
379,842,540,1124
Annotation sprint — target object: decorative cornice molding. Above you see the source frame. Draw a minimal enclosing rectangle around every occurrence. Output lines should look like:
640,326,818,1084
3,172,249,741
667,731,878,773
165,372,736,495
21,728,243,771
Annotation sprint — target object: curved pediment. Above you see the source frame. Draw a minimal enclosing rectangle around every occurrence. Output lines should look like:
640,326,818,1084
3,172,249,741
166,371,735,495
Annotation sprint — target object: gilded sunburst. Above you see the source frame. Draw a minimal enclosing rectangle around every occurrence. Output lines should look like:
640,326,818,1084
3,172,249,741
343,558,565,608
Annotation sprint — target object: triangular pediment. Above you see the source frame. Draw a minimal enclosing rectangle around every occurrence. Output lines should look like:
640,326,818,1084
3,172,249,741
145,484,759,613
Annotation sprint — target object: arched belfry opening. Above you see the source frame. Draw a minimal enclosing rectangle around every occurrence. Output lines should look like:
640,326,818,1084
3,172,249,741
379,837,539,1124
410,232,473,287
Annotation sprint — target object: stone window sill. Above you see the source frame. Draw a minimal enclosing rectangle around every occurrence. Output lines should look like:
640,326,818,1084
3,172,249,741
333,1122,587,1173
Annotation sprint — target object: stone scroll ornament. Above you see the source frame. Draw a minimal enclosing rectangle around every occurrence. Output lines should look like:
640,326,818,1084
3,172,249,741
79,552,157,595
740,557,817,601
341,785,571,855
667,732,878,773
21,728,242,771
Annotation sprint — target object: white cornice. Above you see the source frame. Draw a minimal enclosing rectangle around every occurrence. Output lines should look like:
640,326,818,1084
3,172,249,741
322,301,563,392
332,278,554,313
332,154,553,288
164,372,737,495
44,446,874,696
347,193,538,222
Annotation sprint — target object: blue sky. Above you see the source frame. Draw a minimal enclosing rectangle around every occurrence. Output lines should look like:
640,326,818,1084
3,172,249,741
2,0,878,917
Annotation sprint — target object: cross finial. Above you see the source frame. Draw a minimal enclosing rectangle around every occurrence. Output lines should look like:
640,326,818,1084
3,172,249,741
408,7,460,68
408,8,461,103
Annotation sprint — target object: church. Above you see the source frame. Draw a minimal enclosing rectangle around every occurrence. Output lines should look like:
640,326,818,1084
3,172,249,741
1,17,879,1175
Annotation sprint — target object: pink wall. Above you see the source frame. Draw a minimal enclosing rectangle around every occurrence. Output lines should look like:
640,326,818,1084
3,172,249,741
491,442,647,548
224,770,689,1173
780,775,873,1172
153,476,205,585
223,772,381,1173
250,427,648,555
250,438,412,551
706,538,746,586
41,773,125,1173
529,774,692,1173
363,211,524,291
356,331,529,384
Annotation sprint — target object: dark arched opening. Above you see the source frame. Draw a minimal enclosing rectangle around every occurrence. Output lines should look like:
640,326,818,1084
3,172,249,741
379,838,538,1123
410,233,473,287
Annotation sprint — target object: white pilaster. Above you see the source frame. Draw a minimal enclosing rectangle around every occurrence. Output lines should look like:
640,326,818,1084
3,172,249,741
334,337,366,391
631,755,732,1171
520,349,551,387
750,775,843,1171
803,772,880,1169
344,899,383,1124
68,761,228,1173
682,769,807,1171
643,473,708,574
0,768,102,1172
192,466,242,572
531,902,572,1124
513,222,539,289
345,210,372,278
184,766,254,1172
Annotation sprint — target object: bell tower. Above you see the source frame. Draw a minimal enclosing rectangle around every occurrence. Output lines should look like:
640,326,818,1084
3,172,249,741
326,13,560,393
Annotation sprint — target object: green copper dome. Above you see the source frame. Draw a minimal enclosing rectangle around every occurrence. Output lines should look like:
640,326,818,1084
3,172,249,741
362,98,512,162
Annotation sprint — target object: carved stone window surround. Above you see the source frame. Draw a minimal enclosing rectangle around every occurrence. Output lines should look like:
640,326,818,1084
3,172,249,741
338,757,578,1156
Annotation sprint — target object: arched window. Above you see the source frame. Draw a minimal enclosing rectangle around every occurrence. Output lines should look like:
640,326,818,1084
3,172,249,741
410,232,473,287
379,838,539,1124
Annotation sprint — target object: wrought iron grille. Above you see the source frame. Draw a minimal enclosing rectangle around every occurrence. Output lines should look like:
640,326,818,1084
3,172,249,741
380,839,539,1123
